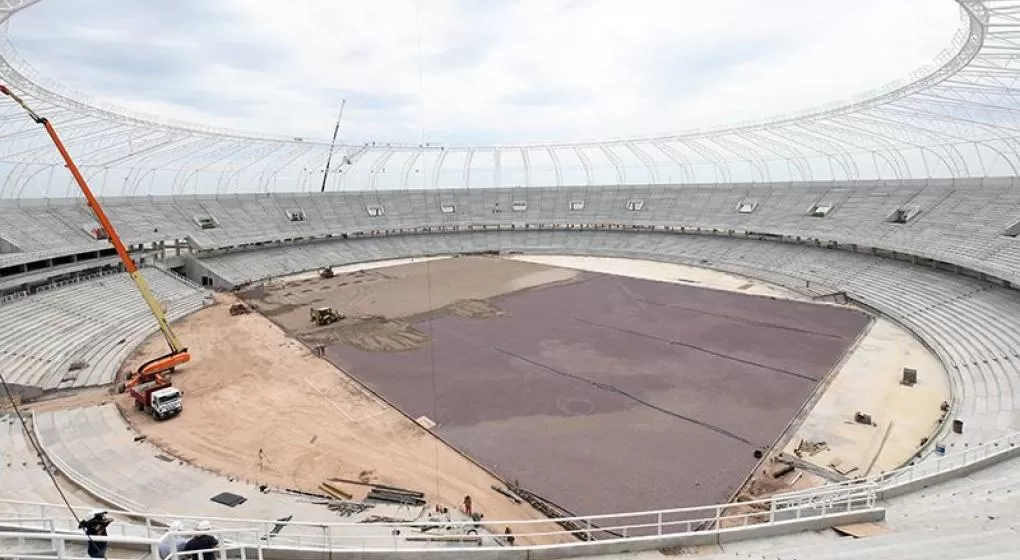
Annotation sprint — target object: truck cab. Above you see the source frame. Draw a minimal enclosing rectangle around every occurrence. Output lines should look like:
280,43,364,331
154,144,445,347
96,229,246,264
150,387,183,420
131,381,183,421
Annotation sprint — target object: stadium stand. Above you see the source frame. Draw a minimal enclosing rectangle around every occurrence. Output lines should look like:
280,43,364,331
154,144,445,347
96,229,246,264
3,0,1020,555
708,453,1020,559
0,268,209,391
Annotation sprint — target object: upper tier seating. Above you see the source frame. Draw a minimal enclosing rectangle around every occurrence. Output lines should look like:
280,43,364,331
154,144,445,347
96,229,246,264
0,268,208,391
2,180,1018,284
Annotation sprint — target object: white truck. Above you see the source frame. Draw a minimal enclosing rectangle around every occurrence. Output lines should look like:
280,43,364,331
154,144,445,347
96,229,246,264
130,381,183,420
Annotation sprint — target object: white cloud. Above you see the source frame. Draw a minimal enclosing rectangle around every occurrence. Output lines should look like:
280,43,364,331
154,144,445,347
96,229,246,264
6,0,961,145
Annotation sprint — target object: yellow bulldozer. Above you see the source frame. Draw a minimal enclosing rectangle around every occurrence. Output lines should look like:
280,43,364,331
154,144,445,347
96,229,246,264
311,307,345,326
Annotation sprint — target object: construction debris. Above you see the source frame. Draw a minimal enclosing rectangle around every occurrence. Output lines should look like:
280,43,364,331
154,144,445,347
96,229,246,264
366,488,426,506
794,439,828,458
512,485,592,541
833,522,891,538
229,302,252,315
319,481,353,500
328,500,373,516
415,415,437,430
68,361,89,371
770,464,795,479
492,485,522,504
829,458,858,476
854,411,874,426
328,477,423,498
360,515,408,524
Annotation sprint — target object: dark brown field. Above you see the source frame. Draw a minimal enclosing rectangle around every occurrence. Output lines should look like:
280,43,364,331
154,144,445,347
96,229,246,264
325,272,871,519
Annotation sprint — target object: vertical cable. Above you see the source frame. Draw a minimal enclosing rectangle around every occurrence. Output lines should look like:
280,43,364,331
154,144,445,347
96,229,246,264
415,0,442,504
0,371,93,547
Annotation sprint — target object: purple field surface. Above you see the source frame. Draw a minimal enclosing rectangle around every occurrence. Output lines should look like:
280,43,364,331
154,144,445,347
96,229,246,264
326,274,870,518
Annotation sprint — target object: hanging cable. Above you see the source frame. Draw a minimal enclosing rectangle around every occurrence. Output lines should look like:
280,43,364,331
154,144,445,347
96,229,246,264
414,0,442,504
0,370,93,546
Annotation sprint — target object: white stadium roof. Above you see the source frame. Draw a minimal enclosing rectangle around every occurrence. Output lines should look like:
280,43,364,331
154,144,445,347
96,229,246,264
1,0,1020,197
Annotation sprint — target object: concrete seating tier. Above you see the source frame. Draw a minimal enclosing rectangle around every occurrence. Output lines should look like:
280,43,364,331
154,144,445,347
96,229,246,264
701,454,1020,559
3,180,1019,284
0,268,208,391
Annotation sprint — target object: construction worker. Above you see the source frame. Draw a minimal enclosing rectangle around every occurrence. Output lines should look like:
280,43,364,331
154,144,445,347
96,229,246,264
463,495,472,516
181,520,218,560
157,521,187,560
78,509,112,559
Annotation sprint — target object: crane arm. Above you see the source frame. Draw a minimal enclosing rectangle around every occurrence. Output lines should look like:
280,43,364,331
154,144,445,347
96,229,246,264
1,85,187,375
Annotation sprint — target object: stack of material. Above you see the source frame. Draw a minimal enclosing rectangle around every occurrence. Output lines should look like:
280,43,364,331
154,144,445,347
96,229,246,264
326,477,427,507
366,487,426,506
491,485,522,504
319,481,353,500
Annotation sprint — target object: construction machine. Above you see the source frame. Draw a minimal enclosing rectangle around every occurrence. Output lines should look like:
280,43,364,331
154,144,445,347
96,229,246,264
131,380,183,421
1,85,191,407
311,307,345,325
319,266,335,279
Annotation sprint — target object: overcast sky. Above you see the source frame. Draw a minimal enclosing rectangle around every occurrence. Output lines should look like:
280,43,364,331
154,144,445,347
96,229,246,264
6,0,961,145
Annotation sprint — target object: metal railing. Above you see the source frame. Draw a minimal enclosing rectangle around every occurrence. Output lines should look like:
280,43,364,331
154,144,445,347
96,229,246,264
0,269,121,306
0,481,877,557
1,429,1016,558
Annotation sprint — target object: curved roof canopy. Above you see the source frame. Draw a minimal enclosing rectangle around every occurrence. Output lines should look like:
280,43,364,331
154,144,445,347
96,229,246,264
2,0,1020,197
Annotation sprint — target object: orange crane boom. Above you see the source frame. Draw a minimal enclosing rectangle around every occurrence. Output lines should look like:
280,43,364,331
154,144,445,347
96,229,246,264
1,85,189,379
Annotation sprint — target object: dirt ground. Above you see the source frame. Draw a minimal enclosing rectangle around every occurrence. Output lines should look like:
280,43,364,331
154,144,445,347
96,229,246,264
238,256,577,353
116,257,583,543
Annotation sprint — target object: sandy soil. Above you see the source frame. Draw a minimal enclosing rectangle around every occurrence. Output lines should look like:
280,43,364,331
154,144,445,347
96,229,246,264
240,255,579,336
508,255,806,301
117,258,584,543
782,316,951,477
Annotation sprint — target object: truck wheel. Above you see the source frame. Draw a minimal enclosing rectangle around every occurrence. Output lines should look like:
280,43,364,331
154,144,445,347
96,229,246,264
135,401,143,412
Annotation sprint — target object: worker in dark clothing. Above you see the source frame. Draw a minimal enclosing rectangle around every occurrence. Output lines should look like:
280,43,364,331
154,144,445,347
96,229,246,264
182,520,218,560
79,509,113,559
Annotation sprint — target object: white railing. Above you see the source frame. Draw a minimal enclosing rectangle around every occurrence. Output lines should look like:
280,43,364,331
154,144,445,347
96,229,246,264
871,430,1020,493
775,429,1020,501
2,429,1016,558
0,528,260,560
0,268,121,306
0,481,878,557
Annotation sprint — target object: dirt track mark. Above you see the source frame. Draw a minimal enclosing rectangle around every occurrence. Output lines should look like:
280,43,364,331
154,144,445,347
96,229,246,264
447,299,505,319
303,317,429,352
